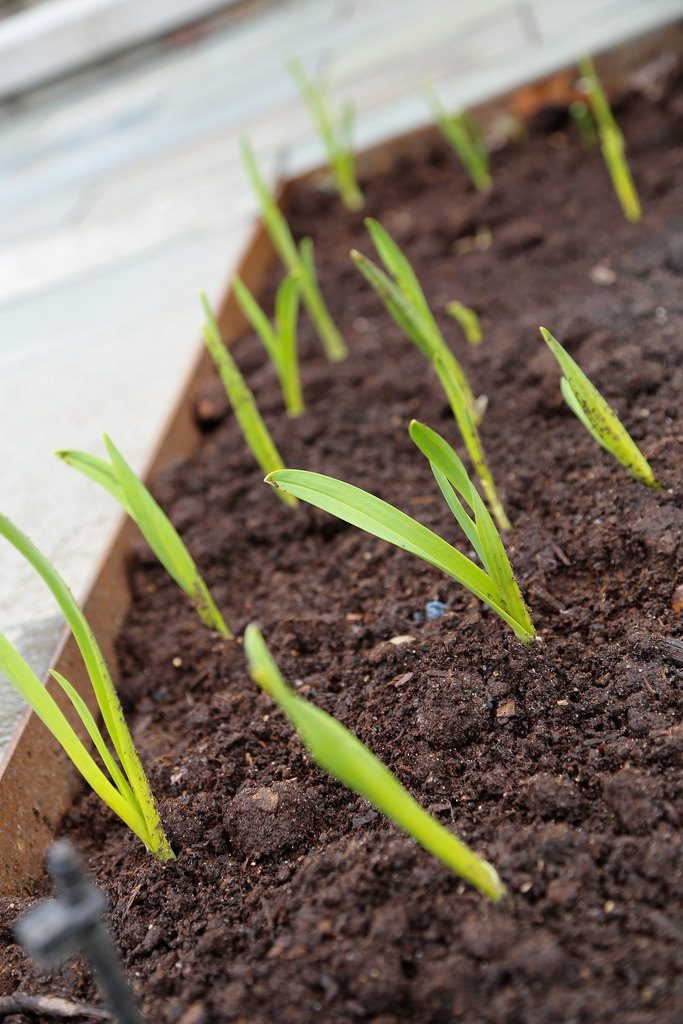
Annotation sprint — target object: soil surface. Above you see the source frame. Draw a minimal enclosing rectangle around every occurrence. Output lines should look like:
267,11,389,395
2,67,683,1024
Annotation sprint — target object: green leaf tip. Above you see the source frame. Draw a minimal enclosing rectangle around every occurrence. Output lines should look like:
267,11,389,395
541,327,661,490
244,624,506,901
57,436,232,636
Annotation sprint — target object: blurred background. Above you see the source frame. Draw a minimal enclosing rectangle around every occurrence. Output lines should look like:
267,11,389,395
0,0,680,751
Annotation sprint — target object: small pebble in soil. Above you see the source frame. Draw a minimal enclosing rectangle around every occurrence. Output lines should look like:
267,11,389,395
590,262,617,286
425,600,448,620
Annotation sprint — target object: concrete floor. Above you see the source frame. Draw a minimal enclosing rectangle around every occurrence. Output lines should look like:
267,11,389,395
0,0,680,750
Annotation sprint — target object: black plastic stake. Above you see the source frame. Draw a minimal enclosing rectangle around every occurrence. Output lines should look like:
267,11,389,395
15,841,145,1024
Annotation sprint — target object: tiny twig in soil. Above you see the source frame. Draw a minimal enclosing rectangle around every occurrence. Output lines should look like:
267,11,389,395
0,994,111,1021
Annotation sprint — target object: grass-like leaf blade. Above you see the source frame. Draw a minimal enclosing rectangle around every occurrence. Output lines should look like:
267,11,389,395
233,272,304,418
424,88,491,192
0,513,173,859
541,327,661,489
351,248,432,357
241,138,347,360
51,669,135,804
578,56,641,223
201,293,297,507
365,218,440,339
56,441,231,636
244,624,506,901
267,466,534,641
0,634,152,849
355,220,479,417
446,300,482,345
409,420,534,639
288,56,363,211
233,274,279,364
434,353,510,530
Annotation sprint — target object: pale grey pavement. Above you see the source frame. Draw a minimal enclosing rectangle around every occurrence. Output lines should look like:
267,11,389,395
0,0,680,749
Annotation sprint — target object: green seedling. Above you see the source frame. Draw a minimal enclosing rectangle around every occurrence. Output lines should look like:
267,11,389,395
233,272,304,417
245,624,505,900
434,353,510,531
424,87,491,192
351,218,478,419
241,138,347,361
0,514,173,859
446,300,482,346
541,327,661,489
56,436,230,636
288,56,363,211
201,293,296,508
267,420,535,642
578,56,641,222
568,99,597,148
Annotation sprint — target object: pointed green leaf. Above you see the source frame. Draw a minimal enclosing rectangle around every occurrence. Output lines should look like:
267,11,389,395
578,57,640,222
433,355,510,530
351,249,434,357
0,514,174,859
446,300,482,346
431,464,486,565
424,88,491,192
409,421,534,640
288,56,363,211
201,293,297,507
275,272,304,417
51,669,135,805
103,435,233,634
233,275,280,367
244,625,506,901
541,327,660,488
266,468,531,640
365,218,439,336
55,451,132,516
0,635,150,848
241,137,347,361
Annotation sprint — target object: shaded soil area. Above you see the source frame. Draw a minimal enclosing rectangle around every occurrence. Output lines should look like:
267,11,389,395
2,68,683,1024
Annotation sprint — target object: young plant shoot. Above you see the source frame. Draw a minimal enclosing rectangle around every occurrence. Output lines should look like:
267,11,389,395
424,87,491,192
446,299,482,346
233,271,304,417
0,514,173,859
351,218,478,419
267,420,535,642
287,56,363,211
578,56,641,223
568,99,598,149
241,138,347,361
244,624,505,901
200,292,297,508
541,328,661,489
56,436,231,636
434,353,511,531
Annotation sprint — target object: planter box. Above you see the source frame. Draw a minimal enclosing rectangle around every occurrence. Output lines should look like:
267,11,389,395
0,5,680,970
1,13,679,896
1,18,682,1023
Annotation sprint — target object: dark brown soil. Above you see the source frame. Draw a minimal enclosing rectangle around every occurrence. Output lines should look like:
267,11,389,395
2,69,683,1024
